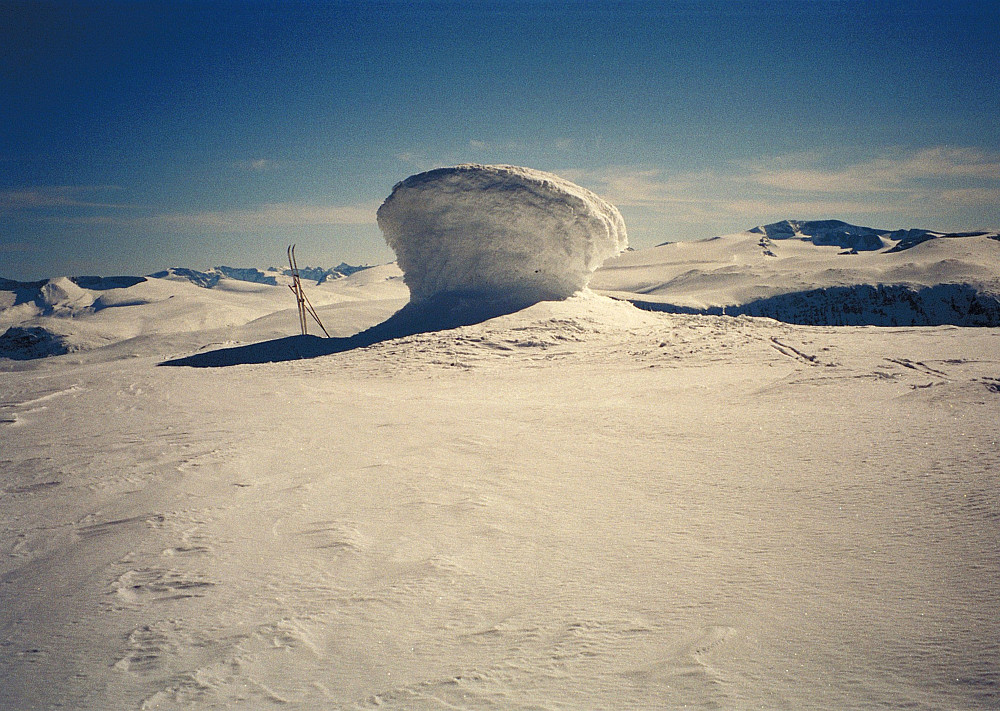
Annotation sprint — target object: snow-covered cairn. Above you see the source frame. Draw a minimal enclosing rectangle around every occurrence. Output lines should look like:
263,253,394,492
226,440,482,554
377,164,627,306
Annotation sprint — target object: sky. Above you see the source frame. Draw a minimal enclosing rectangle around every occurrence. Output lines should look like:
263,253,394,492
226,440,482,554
3,0,1000,280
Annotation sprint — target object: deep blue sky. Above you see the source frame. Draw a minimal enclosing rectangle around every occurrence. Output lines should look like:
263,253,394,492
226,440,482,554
3,0,999,279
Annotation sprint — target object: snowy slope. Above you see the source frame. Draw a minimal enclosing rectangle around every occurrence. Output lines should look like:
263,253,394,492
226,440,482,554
591,221,1000,326
0,264,408,361
1,287,998,710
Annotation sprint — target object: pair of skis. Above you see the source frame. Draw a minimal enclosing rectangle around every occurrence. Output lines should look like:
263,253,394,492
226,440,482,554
287,245,330,337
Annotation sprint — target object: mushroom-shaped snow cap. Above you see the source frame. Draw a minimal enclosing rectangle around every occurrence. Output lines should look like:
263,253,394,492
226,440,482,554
376,164,627,306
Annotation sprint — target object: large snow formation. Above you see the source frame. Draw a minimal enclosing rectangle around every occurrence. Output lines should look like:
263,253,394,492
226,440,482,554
376,164,627,305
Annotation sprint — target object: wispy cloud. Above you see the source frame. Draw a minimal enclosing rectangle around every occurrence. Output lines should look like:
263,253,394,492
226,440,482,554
146,201,378,231
571,146,1000,233
563,167,723,211
936,187,1000,206
0,185,133,212
236,158,279,172
4,183,378,232
751,147,1000,194
721,197,900,218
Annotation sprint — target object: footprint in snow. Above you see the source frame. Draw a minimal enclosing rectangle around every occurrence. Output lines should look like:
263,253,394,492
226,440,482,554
114,624,175,674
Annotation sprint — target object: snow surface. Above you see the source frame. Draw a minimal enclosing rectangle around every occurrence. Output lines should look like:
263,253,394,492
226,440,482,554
1,284,998,710
1,223,999,709
377,165,627,306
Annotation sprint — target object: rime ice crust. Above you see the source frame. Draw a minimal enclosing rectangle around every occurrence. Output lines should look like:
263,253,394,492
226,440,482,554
376,164,627,305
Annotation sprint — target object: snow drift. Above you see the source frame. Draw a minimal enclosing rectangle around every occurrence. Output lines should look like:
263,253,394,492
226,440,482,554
376,164,627,307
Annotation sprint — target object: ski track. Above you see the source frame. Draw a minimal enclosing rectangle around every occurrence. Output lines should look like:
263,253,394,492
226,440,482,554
1,307,998,710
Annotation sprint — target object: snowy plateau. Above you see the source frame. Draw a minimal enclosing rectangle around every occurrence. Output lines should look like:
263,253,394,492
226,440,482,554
1,218,999,709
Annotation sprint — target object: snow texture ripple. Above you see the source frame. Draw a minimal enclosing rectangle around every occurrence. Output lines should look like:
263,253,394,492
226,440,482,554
376,164,627,306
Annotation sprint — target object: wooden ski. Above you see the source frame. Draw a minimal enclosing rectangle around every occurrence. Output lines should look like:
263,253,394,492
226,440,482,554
288,245,307,335
287,245,330,338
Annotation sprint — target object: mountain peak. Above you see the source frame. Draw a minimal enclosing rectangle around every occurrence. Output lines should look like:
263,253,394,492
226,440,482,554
749,220,886,251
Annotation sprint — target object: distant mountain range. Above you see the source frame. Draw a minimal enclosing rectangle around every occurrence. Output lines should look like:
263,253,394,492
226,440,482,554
145,262,374,288
0,263,373,293
655,219,998,254
6,220,998,292
742,219,998,254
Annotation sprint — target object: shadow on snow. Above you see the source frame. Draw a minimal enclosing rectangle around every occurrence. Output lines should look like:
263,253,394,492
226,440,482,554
159,292,538,368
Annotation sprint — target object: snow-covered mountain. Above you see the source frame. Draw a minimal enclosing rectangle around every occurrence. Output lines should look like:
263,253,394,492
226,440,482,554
2,221,999,361
592,220,1000,327
743,218,887,251
149,262,371,288
0,264,407,361
743,218,998,254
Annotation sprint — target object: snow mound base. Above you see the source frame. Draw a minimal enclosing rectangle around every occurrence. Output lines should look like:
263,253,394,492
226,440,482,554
377,164,627,306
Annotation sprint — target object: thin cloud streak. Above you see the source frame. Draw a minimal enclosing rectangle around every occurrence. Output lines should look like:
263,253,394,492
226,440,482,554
752,147,1000,194
936,187,1000,206
573,146,1000,232
562,167,725,210
236,158,280,172
722,198,902,219
0,186,134,212
145,202,379,232
6,187,379,232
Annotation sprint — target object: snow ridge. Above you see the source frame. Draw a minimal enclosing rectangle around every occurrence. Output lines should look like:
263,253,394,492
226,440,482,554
598,220,1000,327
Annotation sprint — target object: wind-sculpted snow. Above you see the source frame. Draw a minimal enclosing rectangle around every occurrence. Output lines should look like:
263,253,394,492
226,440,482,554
376,164,627,306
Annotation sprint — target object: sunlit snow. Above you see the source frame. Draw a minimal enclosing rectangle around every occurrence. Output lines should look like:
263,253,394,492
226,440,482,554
1,216,998,710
